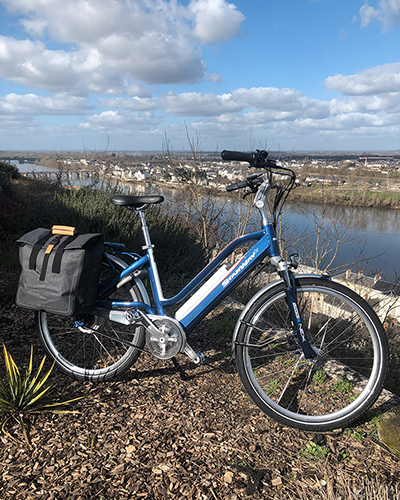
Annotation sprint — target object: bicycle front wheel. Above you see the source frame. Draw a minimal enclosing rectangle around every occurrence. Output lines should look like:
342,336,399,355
235,277,388,431
36,256,147,382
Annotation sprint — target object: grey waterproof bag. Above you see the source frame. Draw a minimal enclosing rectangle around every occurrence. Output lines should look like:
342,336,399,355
16,226,104,316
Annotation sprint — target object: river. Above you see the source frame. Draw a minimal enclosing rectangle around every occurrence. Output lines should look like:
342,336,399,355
282,202,400,280
13,161,400,281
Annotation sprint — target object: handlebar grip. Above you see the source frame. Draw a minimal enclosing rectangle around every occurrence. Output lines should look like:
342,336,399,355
221,150,256,163
226,180,248,192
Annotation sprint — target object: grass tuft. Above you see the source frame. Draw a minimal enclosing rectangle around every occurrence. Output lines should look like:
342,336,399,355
0,344,83,446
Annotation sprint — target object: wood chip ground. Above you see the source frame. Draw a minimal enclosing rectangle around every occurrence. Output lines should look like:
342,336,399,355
0,270,399,499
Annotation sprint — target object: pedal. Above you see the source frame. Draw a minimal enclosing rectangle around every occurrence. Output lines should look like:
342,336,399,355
183,343,205,364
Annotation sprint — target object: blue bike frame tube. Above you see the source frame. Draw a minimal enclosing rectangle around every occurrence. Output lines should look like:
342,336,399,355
97,224,281,325
179,227,279,332
120,254,150,280
96,300,155,314
160,230,266,309
97,254,150,300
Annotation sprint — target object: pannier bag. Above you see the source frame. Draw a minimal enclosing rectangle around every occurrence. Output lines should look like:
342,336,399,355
16,225,104,316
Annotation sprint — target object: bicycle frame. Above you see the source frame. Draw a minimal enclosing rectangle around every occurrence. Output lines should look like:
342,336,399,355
96,172,317,359
97,224,280,331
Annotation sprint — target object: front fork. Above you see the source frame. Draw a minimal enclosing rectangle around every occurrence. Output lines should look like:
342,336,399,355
271,257,317,360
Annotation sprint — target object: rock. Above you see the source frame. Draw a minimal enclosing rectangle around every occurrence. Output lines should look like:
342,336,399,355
377,405,400,455
223,471,234,484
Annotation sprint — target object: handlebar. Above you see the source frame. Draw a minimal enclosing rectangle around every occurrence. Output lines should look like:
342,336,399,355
221,149,276,170
221,149,269,165
221,150,260,163
222,149,279,193
222,149,297,229
226,180,249,192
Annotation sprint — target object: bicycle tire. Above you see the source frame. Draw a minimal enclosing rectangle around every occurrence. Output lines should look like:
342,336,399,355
36,254,147,382
235,277,388,431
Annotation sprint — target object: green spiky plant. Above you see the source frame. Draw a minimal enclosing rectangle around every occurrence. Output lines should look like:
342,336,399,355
0,344,83,446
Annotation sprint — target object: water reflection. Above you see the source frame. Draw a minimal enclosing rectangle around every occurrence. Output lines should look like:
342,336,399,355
285,201,400,279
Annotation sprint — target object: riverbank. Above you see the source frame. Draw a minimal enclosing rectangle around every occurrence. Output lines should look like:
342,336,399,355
11,155,400,211
289,184,400,210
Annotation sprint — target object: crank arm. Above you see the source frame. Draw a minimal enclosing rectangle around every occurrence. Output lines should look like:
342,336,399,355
183,343,204,364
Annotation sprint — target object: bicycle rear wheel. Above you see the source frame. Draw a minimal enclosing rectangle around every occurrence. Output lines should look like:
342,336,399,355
235,277,388,431
36,255,147,382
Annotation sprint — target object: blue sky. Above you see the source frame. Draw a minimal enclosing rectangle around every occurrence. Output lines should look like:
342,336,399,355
0,0,399,152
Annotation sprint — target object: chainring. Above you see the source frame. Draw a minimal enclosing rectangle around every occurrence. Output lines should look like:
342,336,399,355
145,317,186,359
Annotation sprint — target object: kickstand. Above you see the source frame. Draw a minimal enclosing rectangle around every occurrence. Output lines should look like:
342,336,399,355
171,357,188,381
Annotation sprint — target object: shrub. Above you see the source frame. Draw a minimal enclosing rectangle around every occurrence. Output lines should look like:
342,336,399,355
22,183,209,281
0,160,19,195
0,160,19,181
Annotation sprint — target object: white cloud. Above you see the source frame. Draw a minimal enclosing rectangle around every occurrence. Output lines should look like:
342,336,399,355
359,3,381,27
91,80,400,150
359,0,400,29
203,73,225,83
0,0,245,92
79,109,162,132
330,93,400,114
93,74,400,147
0,114,36,130
324,63,400,95
189,0,245,44
0,93,90,115
102,87,328,118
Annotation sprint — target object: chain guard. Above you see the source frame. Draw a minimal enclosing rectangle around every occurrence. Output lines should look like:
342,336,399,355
145,317,186,360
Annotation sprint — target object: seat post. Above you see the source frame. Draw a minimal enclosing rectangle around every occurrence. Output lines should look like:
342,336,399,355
138,209,152,249
138,209,165,306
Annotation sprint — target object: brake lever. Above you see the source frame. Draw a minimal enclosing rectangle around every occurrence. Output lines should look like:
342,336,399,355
243,190,253,200
242,179,262,199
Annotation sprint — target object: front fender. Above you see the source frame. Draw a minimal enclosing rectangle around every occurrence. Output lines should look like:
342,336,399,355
231,273,327,348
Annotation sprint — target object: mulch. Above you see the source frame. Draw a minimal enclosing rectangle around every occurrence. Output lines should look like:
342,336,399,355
0,270,399,500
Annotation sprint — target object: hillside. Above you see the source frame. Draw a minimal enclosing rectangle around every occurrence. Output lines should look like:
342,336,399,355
0,270,399,500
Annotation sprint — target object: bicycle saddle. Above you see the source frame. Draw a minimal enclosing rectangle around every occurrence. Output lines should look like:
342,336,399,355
110,195,164,208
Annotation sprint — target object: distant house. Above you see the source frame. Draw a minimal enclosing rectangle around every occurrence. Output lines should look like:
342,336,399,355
124,169,149,181
133,170,150,181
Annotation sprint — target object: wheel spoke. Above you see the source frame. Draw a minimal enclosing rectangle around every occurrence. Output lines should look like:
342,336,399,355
236,278,387,431
36,259,146,381
277,354,304,405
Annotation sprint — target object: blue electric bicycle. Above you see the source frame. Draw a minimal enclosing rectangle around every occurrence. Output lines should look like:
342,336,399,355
36,150,388,431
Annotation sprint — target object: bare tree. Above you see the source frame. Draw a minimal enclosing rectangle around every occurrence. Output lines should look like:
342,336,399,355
163,125,255,254
279,198,365,275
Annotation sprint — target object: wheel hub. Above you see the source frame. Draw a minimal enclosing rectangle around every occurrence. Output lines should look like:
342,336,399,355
76,314,104,333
